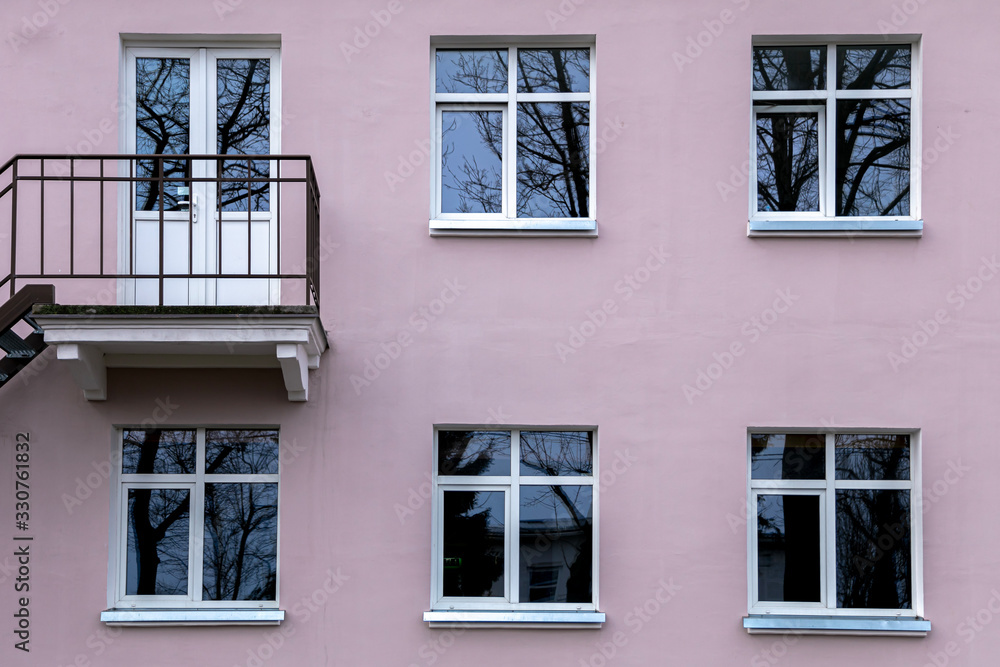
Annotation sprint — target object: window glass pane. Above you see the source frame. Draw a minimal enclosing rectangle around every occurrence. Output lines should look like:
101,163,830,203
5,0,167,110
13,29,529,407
122,429,196,475
438,431,510,476
203,483,278,601
126,488,190,595
517,48,589,93
836,490,911,609
443,491,505,597
440,110,503,214
217,58,270,213
206,429,280,475
517,102,589,218
753,47,825,91
835,434,910,481
757,494,821,602
520,431,593,476
135,57,190,212
836,99,910,216
751,434,825,480
837,45,911,90
436,49,508,93
756,112,820,212
519,485,592,603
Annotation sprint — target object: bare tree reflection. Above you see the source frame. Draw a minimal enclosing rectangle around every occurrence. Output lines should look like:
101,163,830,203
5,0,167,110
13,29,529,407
126,429,278,600
135,58,190,212
438,48,590,219
755,45,911,216
134,58,271,214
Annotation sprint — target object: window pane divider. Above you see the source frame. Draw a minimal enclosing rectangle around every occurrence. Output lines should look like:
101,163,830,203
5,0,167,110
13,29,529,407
750,479,826,490
505,48,517,222
753,90,828,101
515,92,590,102
509,429,520,604
204,473,279,483
435,93,508,103
191,429,206,603
823,433,836,610
835,88,911,99
833,479,911,489
518,476,594,485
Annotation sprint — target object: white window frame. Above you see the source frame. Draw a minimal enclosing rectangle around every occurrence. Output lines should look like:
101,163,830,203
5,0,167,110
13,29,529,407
105,427,281,623
430,38,597,236
746,429,924,620
748,36,922,237
426,427,601,625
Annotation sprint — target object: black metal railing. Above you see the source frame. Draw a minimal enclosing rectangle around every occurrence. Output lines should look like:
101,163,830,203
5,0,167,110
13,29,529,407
0,154,321,308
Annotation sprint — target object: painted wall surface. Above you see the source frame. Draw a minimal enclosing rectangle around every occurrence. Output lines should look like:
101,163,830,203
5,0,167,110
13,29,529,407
1,0,998,665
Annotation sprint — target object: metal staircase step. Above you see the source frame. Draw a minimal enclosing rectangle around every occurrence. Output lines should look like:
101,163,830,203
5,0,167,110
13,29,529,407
0,329,35,358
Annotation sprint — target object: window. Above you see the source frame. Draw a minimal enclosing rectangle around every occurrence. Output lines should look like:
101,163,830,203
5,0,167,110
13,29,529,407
424,429,603,626
103,428,282,625
750,39,921,235
746,431,929,635
430,42,595,234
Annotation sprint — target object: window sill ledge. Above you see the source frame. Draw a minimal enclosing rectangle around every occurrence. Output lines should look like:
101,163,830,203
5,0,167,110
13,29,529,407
429,219,598,238
747,219,923,238
101,609,285,626
743,615,930,637
423,610,605,629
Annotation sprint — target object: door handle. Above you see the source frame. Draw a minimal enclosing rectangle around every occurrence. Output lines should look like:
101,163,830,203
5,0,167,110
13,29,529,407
178,194,198,223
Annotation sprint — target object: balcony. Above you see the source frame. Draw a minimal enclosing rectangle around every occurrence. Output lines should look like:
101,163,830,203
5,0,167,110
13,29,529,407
0,154,328,401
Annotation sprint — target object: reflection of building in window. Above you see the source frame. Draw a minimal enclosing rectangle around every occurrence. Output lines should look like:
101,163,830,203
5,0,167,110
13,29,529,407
527,565,560,602
432,429,597,610
748,431,919,616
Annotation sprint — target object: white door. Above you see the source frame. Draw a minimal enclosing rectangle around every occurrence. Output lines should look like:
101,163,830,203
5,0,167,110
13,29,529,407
123,46,280,306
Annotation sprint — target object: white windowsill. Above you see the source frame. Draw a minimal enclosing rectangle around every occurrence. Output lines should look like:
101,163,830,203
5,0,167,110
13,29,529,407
743,615,930,636
748,219,923,238
423,610,605,629
430,219,598,238
101,609,285,626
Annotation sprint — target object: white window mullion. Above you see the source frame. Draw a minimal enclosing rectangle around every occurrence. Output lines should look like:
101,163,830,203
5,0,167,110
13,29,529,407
191,428,206,603
509,429,520,603
824,432,837,610
506,47,517,220
824,44,837,218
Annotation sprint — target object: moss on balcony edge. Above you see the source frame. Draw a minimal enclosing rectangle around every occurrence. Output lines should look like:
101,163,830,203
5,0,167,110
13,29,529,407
32,304,319,316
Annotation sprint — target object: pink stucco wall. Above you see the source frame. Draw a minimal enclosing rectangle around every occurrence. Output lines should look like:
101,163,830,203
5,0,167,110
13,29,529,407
2,0,999,665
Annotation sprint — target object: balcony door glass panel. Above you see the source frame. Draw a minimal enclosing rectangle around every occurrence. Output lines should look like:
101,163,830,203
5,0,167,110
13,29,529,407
125,47,277,306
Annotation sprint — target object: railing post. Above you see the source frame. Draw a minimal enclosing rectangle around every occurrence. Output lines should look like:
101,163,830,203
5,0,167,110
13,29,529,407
158,155,165,306
9,158,17,298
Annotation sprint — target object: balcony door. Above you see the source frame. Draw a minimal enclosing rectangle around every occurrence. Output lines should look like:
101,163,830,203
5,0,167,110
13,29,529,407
123,46,280,306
